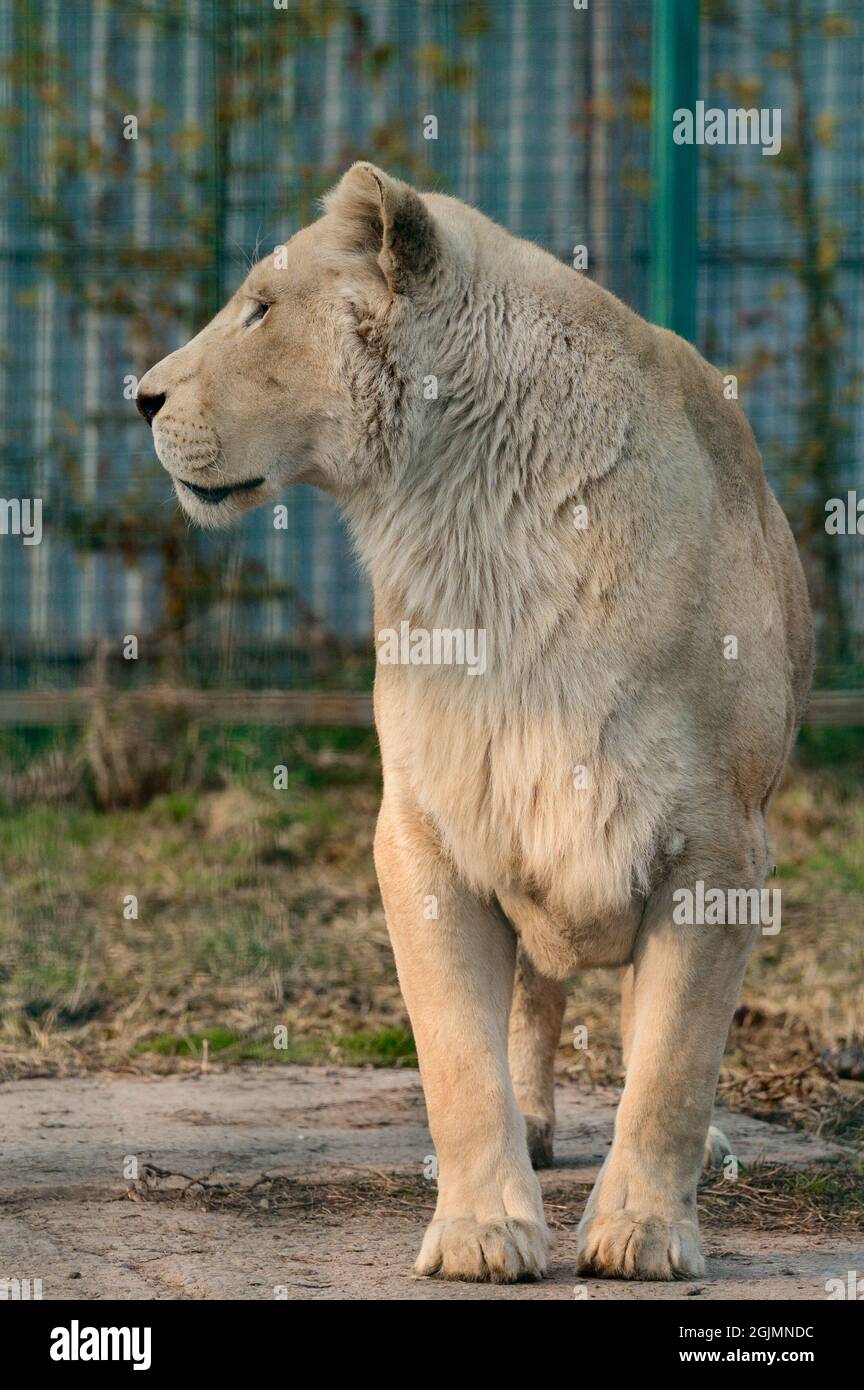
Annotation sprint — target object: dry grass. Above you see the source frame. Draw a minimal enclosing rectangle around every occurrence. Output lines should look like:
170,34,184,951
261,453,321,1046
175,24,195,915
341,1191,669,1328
696,1162,864,1234
0,723,862,1147
123,1159,864,1237
0,726,402,1077
126,1164,439,1225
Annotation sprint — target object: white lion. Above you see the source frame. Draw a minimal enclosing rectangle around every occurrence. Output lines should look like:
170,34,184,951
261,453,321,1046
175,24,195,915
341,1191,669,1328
138,165,813,1282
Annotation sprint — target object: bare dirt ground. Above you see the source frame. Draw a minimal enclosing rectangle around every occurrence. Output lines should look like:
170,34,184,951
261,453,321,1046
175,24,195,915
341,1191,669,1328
2,1065,860,1301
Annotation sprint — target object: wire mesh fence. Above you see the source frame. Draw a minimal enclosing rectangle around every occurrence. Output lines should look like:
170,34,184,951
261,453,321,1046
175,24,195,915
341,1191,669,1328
0,0,861,696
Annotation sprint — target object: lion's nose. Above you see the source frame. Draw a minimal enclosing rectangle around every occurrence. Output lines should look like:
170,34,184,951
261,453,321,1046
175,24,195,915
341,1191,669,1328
136,391,166,427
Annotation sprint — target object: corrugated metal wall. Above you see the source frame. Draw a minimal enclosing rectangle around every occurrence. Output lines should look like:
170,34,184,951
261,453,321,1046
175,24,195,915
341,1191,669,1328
0,0,861,688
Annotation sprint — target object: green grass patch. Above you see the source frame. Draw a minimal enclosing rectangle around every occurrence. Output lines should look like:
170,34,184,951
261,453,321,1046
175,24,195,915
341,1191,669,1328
796,845,864,894
797,724,864,777
0,725,80,770
335,1025,417,1066
205,725,381,791
133,1024,416,1068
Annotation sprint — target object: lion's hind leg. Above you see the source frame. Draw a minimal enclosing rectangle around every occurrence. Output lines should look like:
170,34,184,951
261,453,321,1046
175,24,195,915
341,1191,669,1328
508,945,567,1168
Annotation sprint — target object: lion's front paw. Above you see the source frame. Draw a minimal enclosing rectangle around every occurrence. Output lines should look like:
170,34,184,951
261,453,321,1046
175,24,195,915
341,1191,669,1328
414,1216,550,1283
576,1210,704,1281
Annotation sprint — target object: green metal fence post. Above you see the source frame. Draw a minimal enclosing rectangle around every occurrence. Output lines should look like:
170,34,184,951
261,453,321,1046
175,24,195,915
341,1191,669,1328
649,0,699,341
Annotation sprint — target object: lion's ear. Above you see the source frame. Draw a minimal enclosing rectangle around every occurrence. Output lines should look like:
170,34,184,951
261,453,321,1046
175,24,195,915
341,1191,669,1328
323,163,439,294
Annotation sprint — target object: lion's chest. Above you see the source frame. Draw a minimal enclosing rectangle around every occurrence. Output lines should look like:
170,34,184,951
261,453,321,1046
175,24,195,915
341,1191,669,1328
388,687,670,965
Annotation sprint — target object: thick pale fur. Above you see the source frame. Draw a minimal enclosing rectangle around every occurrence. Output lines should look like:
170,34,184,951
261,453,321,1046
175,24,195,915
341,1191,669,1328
138,164,813,1283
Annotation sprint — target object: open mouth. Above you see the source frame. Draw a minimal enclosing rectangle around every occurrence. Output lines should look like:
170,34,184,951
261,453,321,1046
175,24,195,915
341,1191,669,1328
177,476,265,506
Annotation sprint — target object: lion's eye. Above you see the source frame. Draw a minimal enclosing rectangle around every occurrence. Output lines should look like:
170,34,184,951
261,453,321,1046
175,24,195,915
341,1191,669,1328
244,300,271,327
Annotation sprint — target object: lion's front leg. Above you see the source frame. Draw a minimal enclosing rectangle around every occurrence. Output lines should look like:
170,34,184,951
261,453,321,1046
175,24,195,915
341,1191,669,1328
374,799,548,1283
578,844,760,1280
620,964,733,1173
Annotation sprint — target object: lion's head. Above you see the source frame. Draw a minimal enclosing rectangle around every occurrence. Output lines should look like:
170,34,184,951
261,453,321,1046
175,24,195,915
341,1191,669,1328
136,163,475,528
